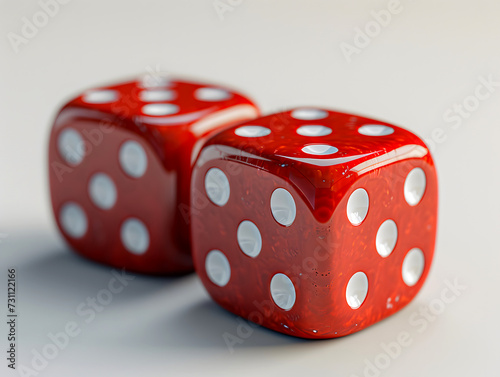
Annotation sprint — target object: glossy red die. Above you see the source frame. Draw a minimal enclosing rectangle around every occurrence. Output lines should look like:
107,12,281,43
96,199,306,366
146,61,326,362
48,76,259,274
190,108,438,338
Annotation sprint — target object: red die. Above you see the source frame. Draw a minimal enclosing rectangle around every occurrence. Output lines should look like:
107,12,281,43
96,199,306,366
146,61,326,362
48,76,259,274
190,108,438,338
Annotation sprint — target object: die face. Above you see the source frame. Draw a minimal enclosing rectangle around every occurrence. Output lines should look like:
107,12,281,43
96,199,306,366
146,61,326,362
49,77,259,274
49,119,187,273
329,158,437,337
190,108,438,338
191,160,329,337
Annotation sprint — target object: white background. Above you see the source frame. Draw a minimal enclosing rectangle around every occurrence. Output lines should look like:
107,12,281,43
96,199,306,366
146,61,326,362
1,1,499,376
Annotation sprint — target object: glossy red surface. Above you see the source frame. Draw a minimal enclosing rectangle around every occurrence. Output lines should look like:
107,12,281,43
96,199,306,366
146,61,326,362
191,108,438,338
48,77,259,274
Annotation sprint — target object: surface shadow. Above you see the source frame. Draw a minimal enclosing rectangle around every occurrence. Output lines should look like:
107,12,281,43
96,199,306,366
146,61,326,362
127,299,310,350
13,231,188,305
9,231,313,352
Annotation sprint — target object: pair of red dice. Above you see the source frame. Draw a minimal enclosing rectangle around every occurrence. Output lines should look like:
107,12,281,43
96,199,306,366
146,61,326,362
48,76,437,339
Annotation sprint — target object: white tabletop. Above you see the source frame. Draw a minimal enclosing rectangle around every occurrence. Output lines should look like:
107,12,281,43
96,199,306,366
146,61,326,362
1,1,498,376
